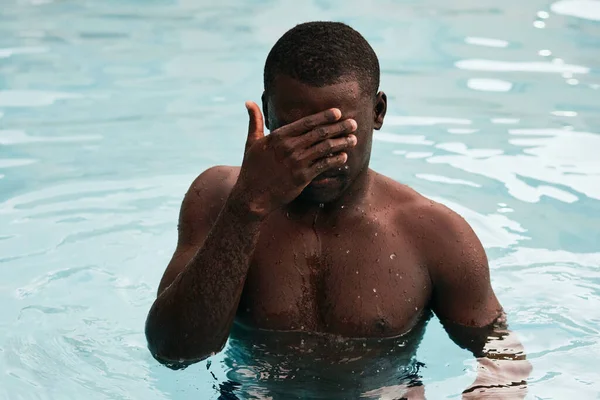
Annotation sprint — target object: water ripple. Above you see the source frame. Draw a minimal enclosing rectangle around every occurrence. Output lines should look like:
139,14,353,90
15,266,114,299
0,91,84,107
0,0,599,398
0,130,103,145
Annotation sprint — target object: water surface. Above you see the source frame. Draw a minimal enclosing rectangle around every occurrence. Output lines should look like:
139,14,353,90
1,0,599,398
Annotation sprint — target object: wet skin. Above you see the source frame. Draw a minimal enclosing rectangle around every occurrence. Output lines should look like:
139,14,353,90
145,75,531,397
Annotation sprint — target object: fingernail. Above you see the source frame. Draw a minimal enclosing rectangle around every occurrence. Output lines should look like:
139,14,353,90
348,119,357,131
348,135,357,145
327,108,342,121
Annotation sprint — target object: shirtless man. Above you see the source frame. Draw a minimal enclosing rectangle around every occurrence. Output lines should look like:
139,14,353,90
145,22,531,398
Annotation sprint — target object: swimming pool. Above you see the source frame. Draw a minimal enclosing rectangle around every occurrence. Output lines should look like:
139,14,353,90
1,0,599,398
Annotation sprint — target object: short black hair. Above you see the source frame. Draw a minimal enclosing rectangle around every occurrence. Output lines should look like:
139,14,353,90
264,21,380,97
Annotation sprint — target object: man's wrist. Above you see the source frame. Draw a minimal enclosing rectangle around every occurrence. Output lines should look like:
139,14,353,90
226,188,270,223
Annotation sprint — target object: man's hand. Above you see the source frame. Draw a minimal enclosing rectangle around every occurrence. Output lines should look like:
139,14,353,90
231,101,357,218
462,357,530,399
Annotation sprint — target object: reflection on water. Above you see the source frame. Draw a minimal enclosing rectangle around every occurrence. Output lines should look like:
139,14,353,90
454,59,590,74
218,317,430,400
551,0,600,21
428,128,600,202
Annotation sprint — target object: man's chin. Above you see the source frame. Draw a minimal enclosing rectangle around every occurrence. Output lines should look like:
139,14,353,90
298,179,346,204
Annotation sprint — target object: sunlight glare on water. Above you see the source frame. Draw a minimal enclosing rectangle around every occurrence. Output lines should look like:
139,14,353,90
0,0,599,399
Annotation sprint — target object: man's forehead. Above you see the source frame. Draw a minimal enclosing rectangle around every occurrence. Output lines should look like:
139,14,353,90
269,76,364,121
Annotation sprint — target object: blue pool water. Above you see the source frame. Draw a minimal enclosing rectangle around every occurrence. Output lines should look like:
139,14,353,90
1,0,599,398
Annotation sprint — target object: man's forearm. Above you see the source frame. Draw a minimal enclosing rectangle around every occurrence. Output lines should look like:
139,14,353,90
463,357,531,398
145,193,264,365
441,314,532,398
463,329,532,398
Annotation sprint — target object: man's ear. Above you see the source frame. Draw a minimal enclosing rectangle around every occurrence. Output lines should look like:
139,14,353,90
373,91,387,130
261,92,271,131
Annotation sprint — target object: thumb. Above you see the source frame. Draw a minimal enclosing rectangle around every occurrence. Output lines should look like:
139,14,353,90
245,101,265,152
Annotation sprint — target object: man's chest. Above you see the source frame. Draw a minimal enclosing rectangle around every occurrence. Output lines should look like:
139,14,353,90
236,215,432,337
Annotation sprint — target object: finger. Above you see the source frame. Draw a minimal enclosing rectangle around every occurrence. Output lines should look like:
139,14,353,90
310,152,348,176
299,135,357,162
245,101,265,152
295,118,357,148
274,108,342,137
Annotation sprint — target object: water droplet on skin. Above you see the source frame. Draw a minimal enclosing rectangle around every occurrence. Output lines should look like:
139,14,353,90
373,288,377,293
344,165,349,170
415,307,418,311
346,249,350,254
375,232,378,236
286,212,291,219
319,203,324,208
341,205,345,209
356,270,359,274
390,253,397,260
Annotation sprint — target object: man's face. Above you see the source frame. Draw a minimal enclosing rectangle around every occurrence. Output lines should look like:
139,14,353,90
264,75,385,204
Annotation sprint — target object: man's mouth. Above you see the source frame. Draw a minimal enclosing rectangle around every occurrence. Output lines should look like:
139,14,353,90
311,173,344,187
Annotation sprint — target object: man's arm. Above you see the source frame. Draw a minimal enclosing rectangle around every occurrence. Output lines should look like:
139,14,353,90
145,102,358,368
145,166,263,368
423,203,532,398
444,317,531,399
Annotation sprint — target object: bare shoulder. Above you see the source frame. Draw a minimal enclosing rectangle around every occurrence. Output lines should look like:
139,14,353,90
412,197,488,284
185,165,240,203
157,166,240,294
177,165,240,246
373,172,500,326
370,171,424,206
372,172,487,269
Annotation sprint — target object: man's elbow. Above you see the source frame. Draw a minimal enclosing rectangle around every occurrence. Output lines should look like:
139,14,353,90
148,348,210,371
145,316,224,369
145,333,221,370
